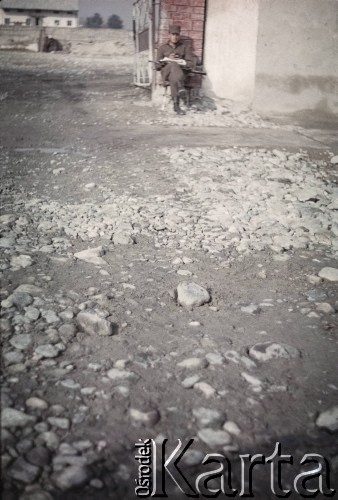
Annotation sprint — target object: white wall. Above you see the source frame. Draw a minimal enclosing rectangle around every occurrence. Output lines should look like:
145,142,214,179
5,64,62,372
0,10,78,28
254,0,338,115
203,0,259,102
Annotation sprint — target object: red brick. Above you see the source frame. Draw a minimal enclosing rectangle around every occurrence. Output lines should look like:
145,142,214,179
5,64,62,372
191,12,204,21
188,0,205,6
191,20,204,31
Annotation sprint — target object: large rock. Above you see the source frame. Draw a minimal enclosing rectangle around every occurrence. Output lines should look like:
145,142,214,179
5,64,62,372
318,267,338,282
1,408,36,428
74,246,106,266
177,282,210,308
248,342,300,362
316,406,338,432
77,310,116,336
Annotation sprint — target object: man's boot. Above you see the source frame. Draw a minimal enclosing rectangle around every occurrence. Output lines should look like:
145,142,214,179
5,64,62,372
173,97,185,115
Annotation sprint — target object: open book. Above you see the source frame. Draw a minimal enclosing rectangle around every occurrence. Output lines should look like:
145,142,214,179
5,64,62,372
160,57,187,66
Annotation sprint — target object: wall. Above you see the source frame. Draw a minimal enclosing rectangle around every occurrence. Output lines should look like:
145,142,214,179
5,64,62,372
158,0,206,59
0,26,133,56
203,0,259,103
254,0,338,115
0,9,78,28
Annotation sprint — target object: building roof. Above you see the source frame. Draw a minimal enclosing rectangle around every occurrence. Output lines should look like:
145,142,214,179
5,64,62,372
2,0,79,11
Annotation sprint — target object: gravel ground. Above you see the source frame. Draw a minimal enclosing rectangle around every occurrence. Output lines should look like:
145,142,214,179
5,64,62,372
1,52,338,500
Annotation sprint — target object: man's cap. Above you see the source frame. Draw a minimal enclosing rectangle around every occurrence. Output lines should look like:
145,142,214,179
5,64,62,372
169,25,181,34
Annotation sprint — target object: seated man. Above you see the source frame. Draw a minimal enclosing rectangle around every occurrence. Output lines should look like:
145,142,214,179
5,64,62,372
156,25,193,115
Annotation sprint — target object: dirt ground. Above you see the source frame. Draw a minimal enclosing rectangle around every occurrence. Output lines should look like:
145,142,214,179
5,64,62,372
1,52,338,500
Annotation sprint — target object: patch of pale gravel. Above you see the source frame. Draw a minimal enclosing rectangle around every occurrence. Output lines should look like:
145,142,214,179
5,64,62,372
1,147,337,262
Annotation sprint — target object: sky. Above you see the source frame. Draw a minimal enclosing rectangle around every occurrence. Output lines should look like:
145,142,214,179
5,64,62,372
80,0,133,29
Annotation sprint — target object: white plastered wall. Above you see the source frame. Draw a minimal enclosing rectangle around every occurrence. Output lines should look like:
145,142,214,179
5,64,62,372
203,0,259,102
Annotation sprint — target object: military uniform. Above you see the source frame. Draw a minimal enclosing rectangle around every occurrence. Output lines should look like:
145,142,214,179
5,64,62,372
156,25,193,114
156,40,193,99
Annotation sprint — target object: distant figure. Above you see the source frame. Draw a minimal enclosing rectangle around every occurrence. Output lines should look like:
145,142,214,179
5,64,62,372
44,36,63,53
156,25,193,115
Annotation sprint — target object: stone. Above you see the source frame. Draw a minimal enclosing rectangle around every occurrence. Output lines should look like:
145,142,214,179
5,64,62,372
35,344,61,359
206,353,224,365
19,490,53,500
198,428,232,447
42,310,60,324
60,379,81,390
182,375,200,388
1,408,36,428
241,304,261,314
177,282,210,308
330,155,338,165
194,382,216,398
25,307,40,322
36,431,59,450
192,408,224,427
316,303,335,314
107,369,138,383
241,372,262,390
4,351,24,365
52,465,91,490
9,334,33,350
26,446,52,467
248,342,300,362
74,246,106,266
130,408,160,426
316,406,338,432
25,397,48,411
47,417,70,430
177,358,208,370
7,457,40,484
15,284,42,295
318,267,338,282
10,292,33,309
10,255,33,269
77,309,115,336
223,421,241,436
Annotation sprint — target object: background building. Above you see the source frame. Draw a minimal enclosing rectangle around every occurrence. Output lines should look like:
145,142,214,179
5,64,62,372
0,0,79,28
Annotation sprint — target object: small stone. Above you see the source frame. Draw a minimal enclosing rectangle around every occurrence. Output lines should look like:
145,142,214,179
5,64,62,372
241,372,262,390
1,408,36,428
47,417,70,430
42,310,60,324
9,334,33,351
52,465,91,490
223,421,241,436
36,431,59,450
35,344,60,359
85,183,96,189
25,398,48,411
307,275,322,285
90,478,104,489
182,375,200,388
25,307,40,322
316,406,338,432
4,351,24,365
11,292,33,309
194,382,216,398
81,387,96,395
248,342,300,362
177,282,210,308
60,379,81,390
107,369,138,383
130,408,160,426
10,255,33,269
74,247,106,266
189,321,201,326
77,310,115,336
316,303,335,314
318,267,338,282
241,304,261,314
113,232,135,246
198,428,231,447
206,353,224,365
177,358,208,370
7,457,40,484
177,269,192,276
330,155,338,165
192,407,224,427
26,446,52,467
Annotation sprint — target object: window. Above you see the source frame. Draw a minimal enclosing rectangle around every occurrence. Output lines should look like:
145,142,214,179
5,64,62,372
54,20,60,26
5,18,10,25
67,20,72,26
53,11,60,14
26,18,31,26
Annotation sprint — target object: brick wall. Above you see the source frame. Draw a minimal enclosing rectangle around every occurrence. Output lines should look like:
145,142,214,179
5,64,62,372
158,0,206,60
